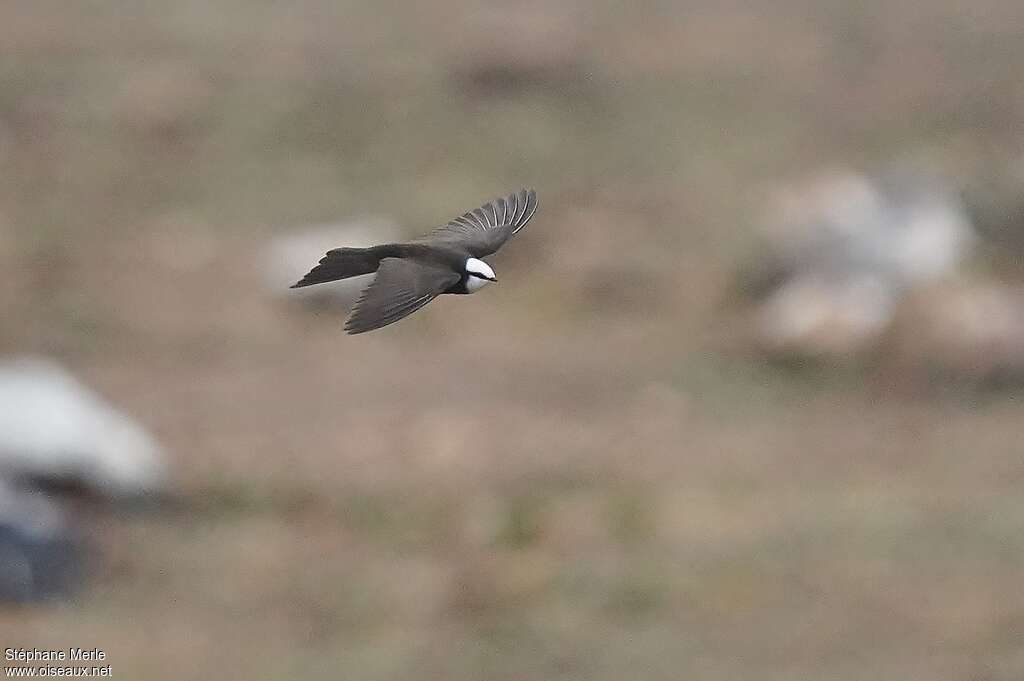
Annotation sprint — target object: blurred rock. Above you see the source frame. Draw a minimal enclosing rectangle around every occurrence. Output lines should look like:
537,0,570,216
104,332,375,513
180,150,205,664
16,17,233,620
113,62,214,139
0,479,80,603
887,282,1024,387
754,274,897,358
763,169,974,288
962,155,1024,261
0,358,166,499
263,218,404,307
449,3,590,95
748,168,975,358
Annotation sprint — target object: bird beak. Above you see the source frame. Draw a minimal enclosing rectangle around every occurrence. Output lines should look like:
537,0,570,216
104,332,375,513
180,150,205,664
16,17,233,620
489,275,498,282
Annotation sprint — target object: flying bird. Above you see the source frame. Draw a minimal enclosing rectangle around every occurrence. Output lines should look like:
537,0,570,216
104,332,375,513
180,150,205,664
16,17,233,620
291,189,539,334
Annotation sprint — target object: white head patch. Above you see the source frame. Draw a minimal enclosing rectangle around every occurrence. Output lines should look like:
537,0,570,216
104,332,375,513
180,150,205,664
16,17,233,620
464,258,496,293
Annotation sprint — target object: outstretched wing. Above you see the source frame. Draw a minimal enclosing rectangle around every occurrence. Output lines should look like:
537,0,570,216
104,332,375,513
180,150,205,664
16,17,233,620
412,189,538,257
344,258,461,334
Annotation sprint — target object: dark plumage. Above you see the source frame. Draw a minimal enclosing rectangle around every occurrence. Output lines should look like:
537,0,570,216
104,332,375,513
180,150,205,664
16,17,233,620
291,189,538,334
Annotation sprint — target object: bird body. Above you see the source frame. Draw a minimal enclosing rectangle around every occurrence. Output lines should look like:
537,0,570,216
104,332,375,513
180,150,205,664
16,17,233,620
292,189,537,333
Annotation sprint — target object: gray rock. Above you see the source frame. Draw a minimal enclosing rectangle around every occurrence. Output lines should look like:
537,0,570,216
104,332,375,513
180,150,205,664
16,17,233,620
0,479,80,603
963,155,1024,258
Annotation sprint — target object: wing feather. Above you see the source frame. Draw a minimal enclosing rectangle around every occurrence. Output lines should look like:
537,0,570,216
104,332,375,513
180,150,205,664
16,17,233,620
411,189,539,257
344,259,460,334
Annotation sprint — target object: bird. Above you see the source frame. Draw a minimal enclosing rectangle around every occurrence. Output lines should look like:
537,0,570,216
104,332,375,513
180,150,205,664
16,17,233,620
291,189,539,334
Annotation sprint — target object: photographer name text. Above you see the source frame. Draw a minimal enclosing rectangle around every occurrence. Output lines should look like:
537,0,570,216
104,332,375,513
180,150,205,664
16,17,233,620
4,650,105,663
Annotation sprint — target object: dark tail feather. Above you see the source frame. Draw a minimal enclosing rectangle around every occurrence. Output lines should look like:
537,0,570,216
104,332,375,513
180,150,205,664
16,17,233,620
291,247,384,288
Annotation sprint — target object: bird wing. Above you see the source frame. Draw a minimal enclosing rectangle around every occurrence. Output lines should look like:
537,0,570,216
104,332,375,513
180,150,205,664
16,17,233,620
412,189,539,257
344,258,461,334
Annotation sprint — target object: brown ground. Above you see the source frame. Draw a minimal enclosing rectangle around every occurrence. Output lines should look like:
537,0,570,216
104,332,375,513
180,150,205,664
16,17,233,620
2,1,1023,679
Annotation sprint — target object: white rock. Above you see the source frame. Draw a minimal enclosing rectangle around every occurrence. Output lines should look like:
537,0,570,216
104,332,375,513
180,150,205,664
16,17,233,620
756,274,897,357
765,168,974,288
0,358,166,498
752,168,976,358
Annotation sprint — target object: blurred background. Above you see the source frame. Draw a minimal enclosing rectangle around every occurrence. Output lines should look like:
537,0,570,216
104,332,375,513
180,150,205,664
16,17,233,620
2,0,1024,678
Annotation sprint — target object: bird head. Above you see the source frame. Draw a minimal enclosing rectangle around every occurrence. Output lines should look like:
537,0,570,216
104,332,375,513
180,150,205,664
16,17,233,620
465,258,497,291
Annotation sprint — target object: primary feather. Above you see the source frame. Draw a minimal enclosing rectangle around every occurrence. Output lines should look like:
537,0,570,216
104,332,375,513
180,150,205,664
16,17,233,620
412,189,538,256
